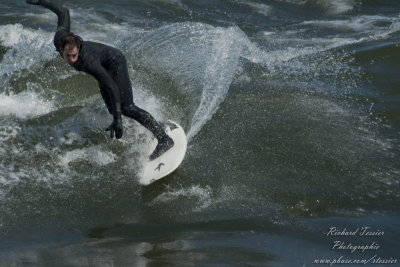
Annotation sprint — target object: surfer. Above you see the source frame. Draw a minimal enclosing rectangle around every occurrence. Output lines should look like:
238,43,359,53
26,0,174,160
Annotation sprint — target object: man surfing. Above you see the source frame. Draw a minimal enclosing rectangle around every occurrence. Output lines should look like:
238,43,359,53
26,0,174,160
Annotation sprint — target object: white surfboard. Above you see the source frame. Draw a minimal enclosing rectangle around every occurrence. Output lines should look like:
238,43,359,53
139,120,187,185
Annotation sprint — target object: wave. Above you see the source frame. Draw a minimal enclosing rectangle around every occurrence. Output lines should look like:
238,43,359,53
318,0,356,15
0,92,54,119
275,0,356,15
268,14,400,55
58,146,117,167
149,184,212,212
0,5,399,229
4,13,397,143
0,24,54,86
237,1,272,17
302,15,400,34
126,22,264,140
1,20,249,141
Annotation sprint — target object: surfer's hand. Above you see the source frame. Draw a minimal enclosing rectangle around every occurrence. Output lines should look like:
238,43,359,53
105,114,123,139
26,0,40,5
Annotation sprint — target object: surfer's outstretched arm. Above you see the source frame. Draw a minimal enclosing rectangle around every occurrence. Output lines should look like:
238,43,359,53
26,0,70,32
27,0,75,54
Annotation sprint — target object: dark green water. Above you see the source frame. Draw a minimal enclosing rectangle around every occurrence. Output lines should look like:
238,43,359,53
1,0,400,266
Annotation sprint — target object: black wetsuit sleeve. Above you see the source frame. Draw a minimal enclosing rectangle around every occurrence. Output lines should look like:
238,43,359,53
85,60,122,116
38,0,70,31
37,0,70,52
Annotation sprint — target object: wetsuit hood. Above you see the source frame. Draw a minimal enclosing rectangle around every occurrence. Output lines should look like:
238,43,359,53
54,30,84,55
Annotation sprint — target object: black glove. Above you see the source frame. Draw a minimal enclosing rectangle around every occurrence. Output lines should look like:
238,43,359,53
26,0,41,5
105,114,123,139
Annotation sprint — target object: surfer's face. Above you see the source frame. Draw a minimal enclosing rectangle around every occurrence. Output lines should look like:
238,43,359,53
61,45,79,65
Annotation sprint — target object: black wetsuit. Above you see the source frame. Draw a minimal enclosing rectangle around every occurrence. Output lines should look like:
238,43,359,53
34,0,171,154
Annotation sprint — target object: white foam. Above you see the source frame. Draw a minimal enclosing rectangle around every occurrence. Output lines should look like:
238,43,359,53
151,0,184,7
240,1,272,17
275,0,307,4
276,0,355,14
23,7,129,47
128,22,272,140
302,15,395,32
0,92,54,119
0,24,39,47
0,169,26,187
23,11,56,26
65,9,140,48
132,83,166,122
151,185,212,211
58,146,117,167
261,14,400,70
378,18,400,38
0,24,55,83
187,26,246,140
129,23,253,140
59,132,83,146
0,125,21,142
324,0,355,15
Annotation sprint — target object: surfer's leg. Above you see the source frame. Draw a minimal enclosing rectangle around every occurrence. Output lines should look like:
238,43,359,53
110,56,162,139
111,60,166,140
121,104,165,139
122,104,174,160
112,56,174,159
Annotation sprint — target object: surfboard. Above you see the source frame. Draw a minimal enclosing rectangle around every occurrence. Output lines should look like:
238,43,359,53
139,120,187,185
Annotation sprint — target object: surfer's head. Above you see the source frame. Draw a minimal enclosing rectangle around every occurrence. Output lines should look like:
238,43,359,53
60,34,81,65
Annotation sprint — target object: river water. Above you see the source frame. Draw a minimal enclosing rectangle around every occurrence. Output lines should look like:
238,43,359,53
1,0,399,266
